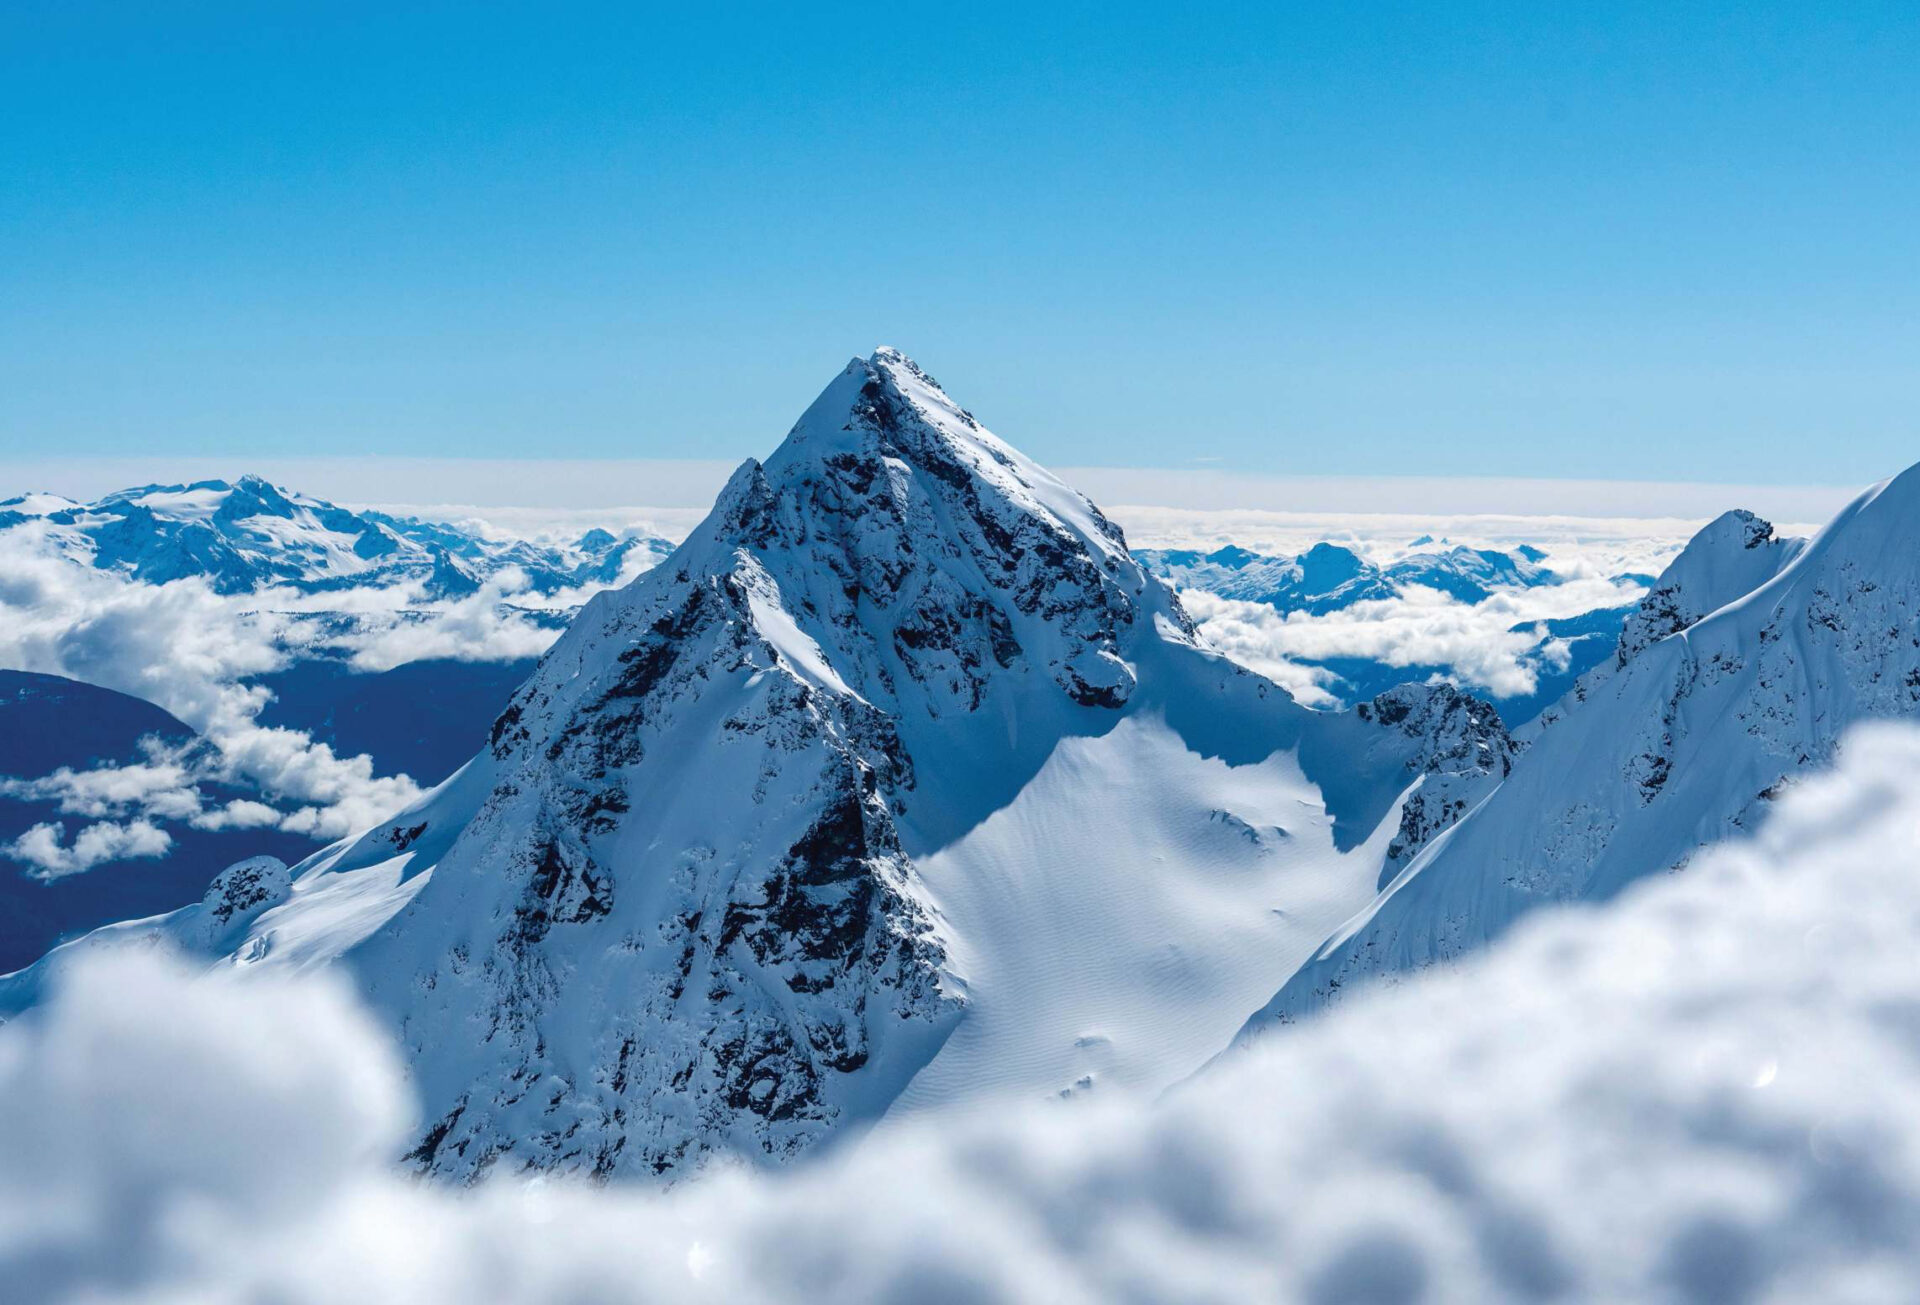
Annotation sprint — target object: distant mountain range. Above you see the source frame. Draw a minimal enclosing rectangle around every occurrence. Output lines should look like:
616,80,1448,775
1135,539,1561,612
1136,540,1644,723
7,351,1916,1193
0,476,675,598
0,350,1517,1178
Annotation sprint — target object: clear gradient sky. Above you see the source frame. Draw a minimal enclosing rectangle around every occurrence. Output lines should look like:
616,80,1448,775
2,2,1914,485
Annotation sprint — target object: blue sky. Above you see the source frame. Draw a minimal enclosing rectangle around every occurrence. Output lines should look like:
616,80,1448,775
2,1,1914,486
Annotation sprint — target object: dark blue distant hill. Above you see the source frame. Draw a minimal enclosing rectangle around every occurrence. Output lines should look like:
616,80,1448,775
0,670,319,973
251,657,538,786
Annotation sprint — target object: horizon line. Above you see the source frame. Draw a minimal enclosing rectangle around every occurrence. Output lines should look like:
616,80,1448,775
0,455,1873,524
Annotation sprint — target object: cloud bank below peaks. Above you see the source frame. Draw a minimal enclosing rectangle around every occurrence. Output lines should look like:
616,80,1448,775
0,512,673,876
1183,572,1646,708
6,722,1919,1301
0,533,432,869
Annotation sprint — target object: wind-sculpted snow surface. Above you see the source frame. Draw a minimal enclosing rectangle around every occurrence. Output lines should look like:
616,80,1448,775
7,723,1920,1303
1247,464,1920,1033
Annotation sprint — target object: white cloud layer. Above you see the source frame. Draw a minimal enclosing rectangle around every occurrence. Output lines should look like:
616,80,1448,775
0,515,687,874
3,819,172,879
0,530,430,861
5,723,1919,1302
1184,573,1648,706
325,570,586,673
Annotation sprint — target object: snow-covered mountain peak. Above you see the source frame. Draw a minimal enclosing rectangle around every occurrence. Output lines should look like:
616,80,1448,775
214,350,1248,1179
9,353,1496,1184
768,348,1134,566
1614,507,1803,668
1241,459,1920,1038
624,348,1169,722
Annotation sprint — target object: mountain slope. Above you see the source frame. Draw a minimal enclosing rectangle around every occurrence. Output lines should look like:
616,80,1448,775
4,350,1489,1180
1524,509,1804,736
1241,465,1920,1034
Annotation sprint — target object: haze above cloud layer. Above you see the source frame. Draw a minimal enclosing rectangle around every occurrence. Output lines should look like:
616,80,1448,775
0,455,1862,526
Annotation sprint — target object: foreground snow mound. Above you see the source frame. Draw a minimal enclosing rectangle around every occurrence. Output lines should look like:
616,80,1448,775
1248,463,1920,1032
7,350,1484,1180
7,723,1920,1302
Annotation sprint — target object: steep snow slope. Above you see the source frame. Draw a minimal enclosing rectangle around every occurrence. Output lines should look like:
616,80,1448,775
0,476,673,597
5,350,1481,1181
1525,508,1804,736
1243,465,1920,1033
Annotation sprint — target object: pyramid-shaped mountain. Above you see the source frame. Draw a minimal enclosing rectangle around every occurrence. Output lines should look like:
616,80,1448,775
4,350,1507,1179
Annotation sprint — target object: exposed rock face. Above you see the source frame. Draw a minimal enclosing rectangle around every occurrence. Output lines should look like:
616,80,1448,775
1355,684,1516,887
1240,464,1920,1037
6,350,1527,1183
201,856,292,929
266,349,1191,1181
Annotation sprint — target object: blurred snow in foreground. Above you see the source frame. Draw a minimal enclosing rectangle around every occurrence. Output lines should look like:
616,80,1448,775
5,724,1920,1303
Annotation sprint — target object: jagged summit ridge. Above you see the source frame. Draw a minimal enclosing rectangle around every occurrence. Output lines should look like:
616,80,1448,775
6,349,1496,1183
704,348,1158,712
1614,508,1803,668
285,347,1209,1178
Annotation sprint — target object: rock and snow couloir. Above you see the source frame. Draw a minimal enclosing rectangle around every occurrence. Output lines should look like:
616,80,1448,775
1240,464,1920,1037
2,350,1506,1179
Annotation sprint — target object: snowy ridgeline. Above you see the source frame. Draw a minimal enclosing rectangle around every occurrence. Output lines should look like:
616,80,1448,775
4,347,1917,1214
1245,474,1920,1037
7,720,1920,1302
0,350,1523,1181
